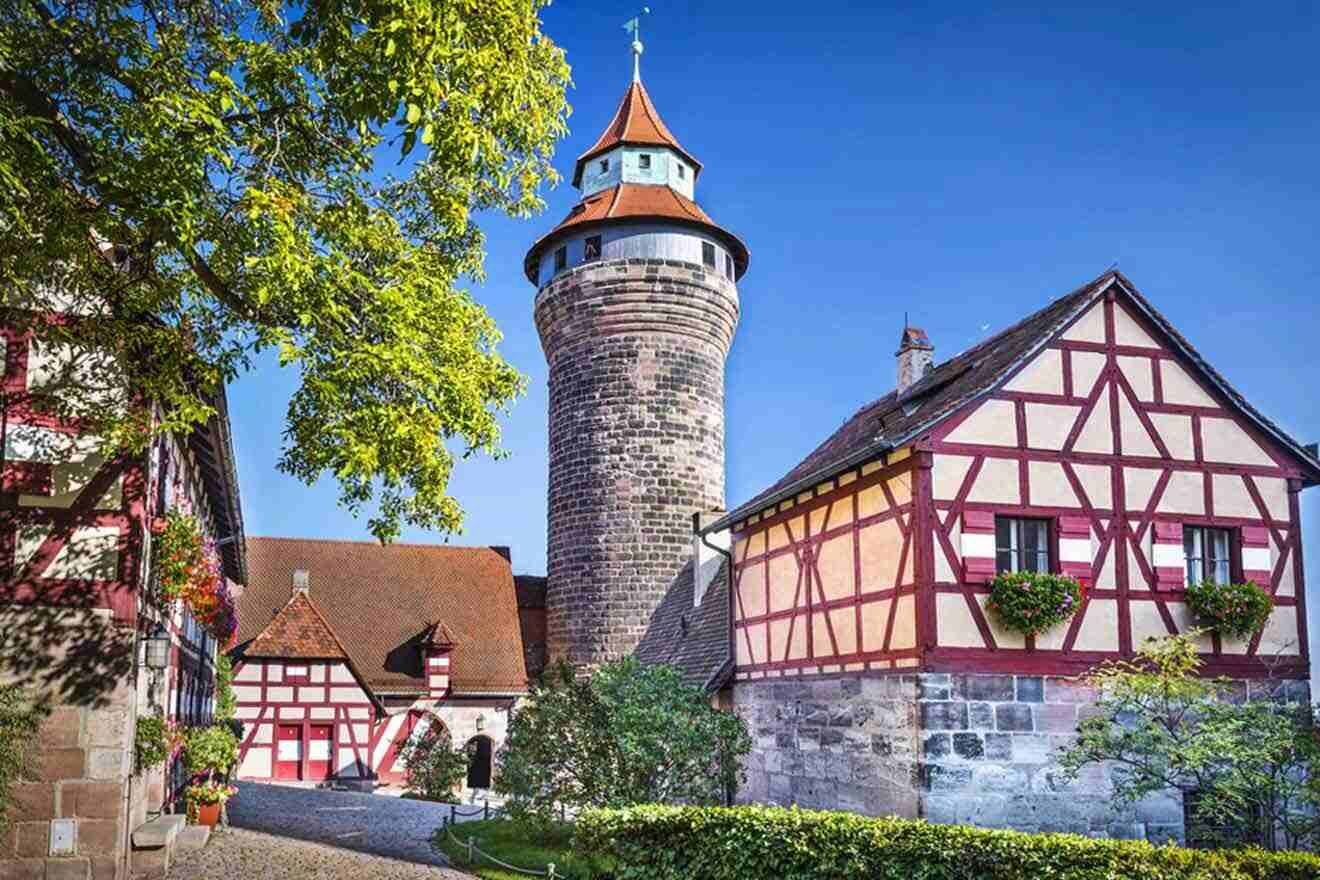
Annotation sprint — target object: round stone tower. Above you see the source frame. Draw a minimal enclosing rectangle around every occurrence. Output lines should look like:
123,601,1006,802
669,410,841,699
525,60,749,669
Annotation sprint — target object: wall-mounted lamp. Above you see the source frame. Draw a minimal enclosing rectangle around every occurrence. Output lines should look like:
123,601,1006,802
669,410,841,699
475,713,486,732
144,624,171,670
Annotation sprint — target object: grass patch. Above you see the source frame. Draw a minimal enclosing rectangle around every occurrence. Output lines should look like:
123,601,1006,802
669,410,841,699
433,819,608,880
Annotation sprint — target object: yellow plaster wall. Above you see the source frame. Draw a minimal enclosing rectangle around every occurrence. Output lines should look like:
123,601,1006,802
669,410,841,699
943,399,1018,447
1004,348,1064,395
932,454,973,501
816,533,855,602
1062,303,1105,342
1072,350,1107,397
1025,403,1081,450
967,457,1020,504
1200,416,1276,467
1028,460,1079,508
935,593,984,649
1149,412,1195,460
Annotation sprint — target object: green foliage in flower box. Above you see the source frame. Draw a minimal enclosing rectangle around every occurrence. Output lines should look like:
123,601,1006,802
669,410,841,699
986,571,1083,637
575,804,1320,880
1184,580,1273,640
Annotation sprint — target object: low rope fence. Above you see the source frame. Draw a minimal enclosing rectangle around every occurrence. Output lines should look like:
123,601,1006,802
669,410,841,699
444,824,561,878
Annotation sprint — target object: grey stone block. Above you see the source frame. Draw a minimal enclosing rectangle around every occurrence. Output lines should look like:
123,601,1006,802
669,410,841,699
923,733,950,759
920,701,968,730
968,702,994,730
995,703,1034,732
957,674,1016,702
1015,676,1044,703
952,733,984,760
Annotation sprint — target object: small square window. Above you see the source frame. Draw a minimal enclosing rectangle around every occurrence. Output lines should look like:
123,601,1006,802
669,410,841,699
584,235,601,261
639,153,651,170
285,664,309,680
701,241,716,268
677,164,686,180
995,517,1051,574
724,253,734,280
598,158,609,173
1184,526,1232,586
554,246,566,271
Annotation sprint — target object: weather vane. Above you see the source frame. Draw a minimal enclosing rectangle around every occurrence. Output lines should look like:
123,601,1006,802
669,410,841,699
622,6,651,82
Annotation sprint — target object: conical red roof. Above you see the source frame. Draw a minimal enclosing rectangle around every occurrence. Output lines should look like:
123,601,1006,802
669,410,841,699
572,79,701,186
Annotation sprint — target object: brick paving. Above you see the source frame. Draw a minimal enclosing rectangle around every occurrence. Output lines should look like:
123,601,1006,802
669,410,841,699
165,827,472,879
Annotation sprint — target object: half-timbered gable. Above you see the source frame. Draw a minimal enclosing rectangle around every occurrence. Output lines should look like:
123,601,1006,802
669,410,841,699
712,271,1318,836
232,538,531,790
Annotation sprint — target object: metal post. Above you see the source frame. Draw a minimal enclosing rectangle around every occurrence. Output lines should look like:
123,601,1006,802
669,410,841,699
483,800,489,820
450,803,456,824
466,836,474,863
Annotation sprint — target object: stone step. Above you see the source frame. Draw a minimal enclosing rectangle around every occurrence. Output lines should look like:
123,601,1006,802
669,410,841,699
175,824,211,852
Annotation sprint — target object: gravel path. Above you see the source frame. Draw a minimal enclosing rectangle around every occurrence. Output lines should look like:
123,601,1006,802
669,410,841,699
223,781,465,868
166,827,472,879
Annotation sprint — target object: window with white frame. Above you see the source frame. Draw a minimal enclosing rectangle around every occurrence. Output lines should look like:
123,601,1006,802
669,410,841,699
995,516,1051,574
1184,525,1232,585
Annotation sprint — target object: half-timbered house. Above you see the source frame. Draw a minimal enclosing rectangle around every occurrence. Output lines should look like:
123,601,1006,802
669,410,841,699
648,270,1317,840
0,322,245,878
231,538,529,793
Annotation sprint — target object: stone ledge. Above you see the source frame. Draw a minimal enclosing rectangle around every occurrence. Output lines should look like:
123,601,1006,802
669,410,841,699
175,825,211,852
131,814,185,850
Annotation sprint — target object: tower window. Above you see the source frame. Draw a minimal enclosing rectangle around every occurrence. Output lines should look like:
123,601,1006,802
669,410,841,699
639,153,651,170
677,164,686,180
584,235,601,261
702,241,716,268
724,253,734,280
554,246,566,271
598,158,609,173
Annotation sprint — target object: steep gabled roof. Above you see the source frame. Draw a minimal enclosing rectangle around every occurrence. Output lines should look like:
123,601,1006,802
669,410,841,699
235,538,528,696
246,590,348,660
572,79,701,187
634,559,731,693
711,270,1320,531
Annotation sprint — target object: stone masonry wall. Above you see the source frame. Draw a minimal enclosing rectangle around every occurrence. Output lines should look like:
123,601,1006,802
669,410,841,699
535,258,739,668
732,676,920,818
734,671,1312,842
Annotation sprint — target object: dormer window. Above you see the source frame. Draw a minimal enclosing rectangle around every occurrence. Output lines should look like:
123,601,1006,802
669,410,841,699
702,241,716,268
677,164,686,180
639,153,651,170
584,235,601,261
554,246,566,271
598,158,609,173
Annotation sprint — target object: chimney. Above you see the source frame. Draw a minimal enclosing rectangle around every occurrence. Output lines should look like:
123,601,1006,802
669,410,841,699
691,511,730,609
292,569,309,594
896,325,934,393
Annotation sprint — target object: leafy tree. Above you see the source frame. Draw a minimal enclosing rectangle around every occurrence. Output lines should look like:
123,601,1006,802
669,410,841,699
497,659,751,827
1058,633,1320,850
399,716,467,803
0,0,570,540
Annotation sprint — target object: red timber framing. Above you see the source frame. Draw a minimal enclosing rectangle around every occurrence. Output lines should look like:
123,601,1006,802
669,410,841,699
0,324,146,622
922,288,1310,678
730,453,922,680
232,658,377,782
728,279,1314,682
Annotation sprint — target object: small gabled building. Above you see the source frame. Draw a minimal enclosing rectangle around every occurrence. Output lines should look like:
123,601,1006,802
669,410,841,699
231,538,530,791
709,270,1318,839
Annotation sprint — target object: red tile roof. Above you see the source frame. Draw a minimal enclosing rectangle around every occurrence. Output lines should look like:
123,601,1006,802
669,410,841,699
523,184,749,282
247,591,348,660
235,538,528,695
573,80,701,187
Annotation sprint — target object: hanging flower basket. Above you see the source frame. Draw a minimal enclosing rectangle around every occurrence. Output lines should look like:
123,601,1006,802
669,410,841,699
1184,580,1273,640
986,571,1083,638
149,511,237,641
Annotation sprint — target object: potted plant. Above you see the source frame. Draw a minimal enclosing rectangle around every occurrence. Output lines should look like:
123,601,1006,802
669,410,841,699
1184,579,1273,639
986,571,1084,637
184,780,236,827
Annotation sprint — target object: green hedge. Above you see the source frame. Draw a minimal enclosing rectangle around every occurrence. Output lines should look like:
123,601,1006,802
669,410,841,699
575,805,1320,880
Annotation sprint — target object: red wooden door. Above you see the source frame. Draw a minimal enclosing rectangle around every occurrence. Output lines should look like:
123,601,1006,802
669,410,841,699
307,724,333,780
275,723,302,780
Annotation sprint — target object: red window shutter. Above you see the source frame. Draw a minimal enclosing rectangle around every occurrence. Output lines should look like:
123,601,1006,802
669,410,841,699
1151,520,1184,591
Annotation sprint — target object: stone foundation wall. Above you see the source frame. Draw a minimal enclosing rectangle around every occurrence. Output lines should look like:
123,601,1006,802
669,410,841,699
732,676,920,818
732,671,1312,843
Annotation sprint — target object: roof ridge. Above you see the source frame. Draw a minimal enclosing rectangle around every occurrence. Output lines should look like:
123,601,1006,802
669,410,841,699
606,183,624,218
246,535,512,553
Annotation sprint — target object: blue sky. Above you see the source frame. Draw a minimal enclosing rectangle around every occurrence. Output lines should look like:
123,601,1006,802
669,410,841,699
227,0,1320,587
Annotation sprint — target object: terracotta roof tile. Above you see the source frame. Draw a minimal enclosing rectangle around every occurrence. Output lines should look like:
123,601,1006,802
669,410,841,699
573,80,700,186
524,184,748,282
247,591,348,660
235,538,527,695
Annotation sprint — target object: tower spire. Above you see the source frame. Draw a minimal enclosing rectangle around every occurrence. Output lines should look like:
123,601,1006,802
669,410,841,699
622,7,650,82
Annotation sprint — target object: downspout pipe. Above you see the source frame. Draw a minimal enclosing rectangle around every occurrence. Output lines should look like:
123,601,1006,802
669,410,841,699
694,511,737,807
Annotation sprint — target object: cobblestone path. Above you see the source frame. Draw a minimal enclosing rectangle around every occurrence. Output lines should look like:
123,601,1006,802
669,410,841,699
220,781,463,869
165,827,472,879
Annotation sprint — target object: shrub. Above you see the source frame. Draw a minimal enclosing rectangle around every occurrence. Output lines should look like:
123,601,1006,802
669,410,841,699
497,659,750,828
399,718,467,803
986,571,1082,636
135,713,176,773
214,654,237,721
0,686,46,831
1184,580,1273,639
575,804,1320,880
182,724,240,778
